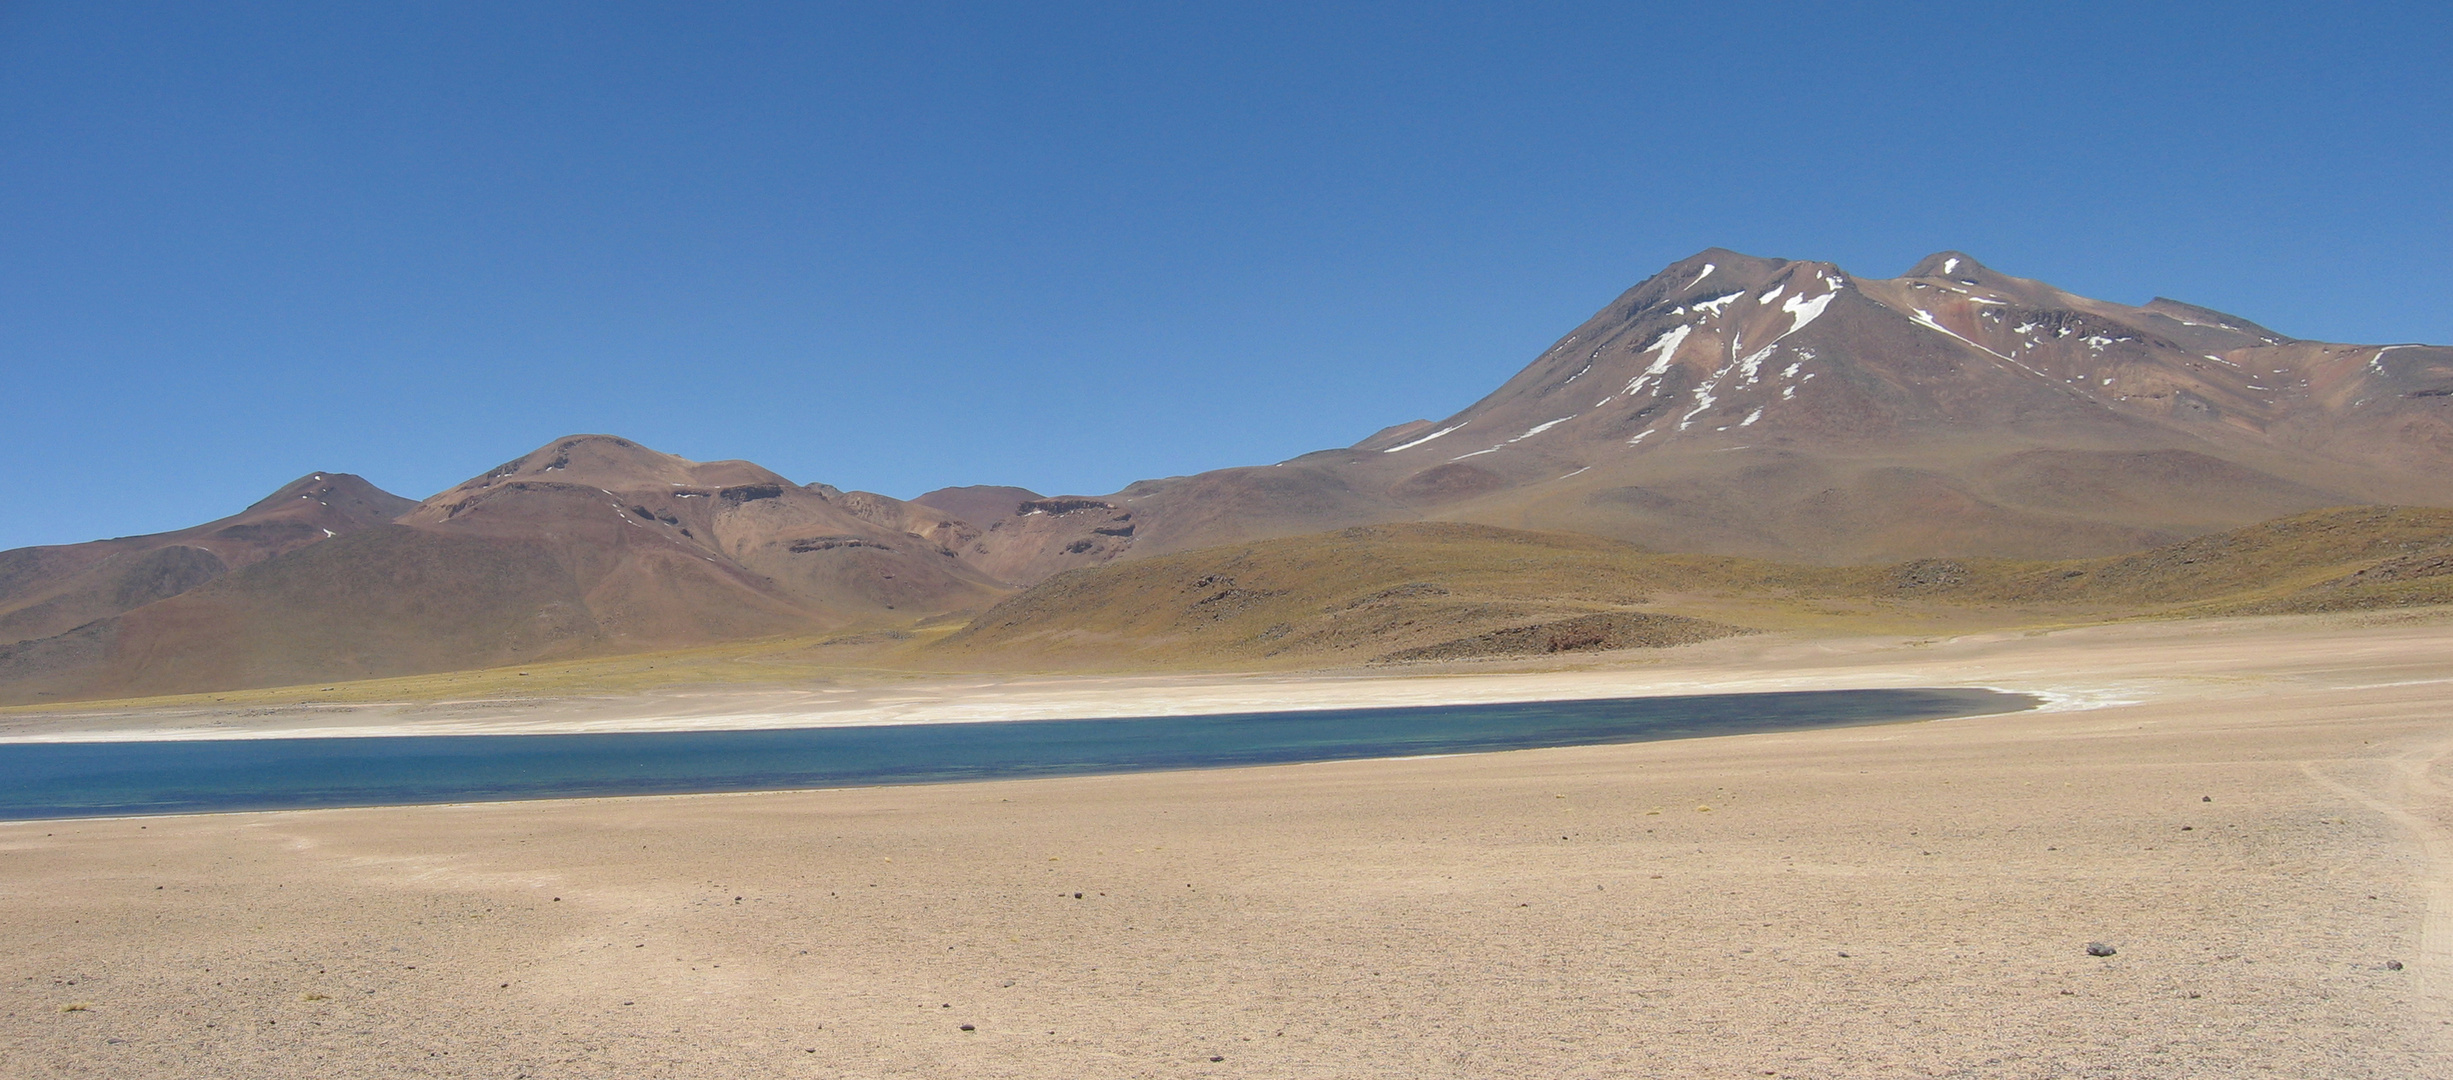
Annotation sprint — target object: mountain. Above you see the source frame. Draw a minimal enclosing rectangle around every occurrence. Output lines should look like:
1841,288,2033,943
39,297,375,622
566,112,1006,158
910,485,1044,528
0,436,1009,702
0,473,414,647
965,249,2451,575
7,248,2450,702
906,483,1145,583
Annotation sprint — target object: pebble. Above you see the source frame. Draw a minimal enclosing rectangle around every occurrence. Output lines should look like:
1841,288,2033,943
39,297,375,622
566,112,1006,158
2086,942,2117,957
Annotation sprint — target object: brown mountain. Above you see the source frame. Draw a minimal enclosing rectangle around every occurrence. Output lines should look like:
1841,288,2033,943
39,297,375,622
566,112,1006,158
909,485,1044,528
973,249,2450,575
0,473,414,647
6,249,2449,702
0,436,1010,702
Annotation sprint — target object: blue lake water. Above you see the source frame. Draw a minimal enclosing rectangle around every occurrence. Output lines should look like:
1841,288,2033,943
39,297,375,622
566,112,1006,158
0,688,2034,820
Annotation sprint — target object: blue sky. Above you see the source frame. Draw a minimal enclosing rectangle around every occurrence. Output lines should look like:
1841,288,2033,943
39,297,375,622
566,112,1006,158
3,2,2447,549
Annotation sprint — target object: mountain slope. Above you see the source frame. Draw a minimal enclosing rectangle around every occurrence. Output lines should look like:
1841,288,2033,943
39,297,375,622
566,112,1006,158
0,473,415,646
979,249,2450,576
934,506,2453,671
909,485,1043,529
0,436,1013,702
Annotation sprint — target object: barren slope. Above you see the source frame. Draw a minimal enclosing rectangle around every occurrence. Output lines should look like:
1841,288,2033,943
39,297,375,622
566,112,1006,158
964,249,2451,578
0,437,1013,703
0,473,414,645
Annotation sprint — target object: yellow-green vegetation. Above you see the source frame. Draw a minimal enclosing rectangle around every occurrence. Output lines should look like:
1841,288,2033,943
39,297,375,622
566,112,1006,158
938,508,2453,669
934,522,1948,670
0,624,970,715
1903,505,2453,613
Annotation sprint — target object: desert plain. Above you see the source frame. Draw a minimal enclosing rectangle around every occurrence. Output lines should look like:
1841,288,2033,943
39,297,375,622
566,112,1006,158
2,610,2449,1078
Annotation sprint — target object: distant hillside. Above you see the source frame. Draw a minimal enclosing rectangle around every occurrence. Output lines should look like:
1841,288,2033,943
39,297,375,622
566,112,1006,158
0,473,414,647
9,244,2453,702
936,507,2453,670
935,523,1762,669
946,249,2453,581
0,436,1012,704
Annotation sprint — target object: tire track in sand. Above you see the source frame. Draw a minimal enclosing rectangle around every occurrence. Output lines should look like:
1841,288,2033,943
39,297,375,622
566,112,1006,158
2303,736,2453,1070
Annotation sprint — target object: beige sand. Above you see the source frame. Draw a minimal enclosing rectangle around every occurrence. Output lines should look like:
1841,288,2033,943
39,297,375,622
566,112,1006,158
3,612,2449,1077
5,612,2440,745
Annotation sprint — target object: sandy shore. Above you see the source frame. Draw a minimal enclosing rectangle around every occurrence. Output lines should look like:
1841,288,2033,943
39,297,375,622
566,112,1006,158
3,611,2450,1077
7,612,2444,744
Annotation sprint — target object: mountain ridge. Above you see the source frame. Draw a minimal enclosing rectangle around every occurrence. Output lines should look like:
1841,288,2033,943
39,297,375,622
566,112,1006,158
0,436,1012,701
991,247,2451,574
3,247,2449,701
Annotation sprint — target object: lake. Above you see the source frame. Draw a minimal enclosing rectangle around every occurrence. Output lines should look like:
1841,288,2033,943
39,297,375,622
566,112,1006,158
0,687,2034,820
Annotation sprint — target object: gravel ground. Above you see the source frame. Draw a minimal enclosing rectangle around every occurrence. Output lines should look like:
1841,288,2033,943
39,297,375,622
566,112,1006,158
3,615,2448,1078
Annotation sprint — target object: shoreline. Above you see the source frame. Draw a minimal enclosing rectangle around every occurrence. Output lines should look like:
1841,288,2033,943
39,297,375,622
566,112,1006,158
0,687,2042,823
6,609,2447,1076
0,676,2058,746
0,612,2322,744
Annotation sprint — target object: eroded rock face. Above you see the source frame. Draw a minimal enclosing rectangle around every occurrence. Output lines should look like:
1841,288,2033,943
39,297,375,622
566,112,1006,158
960,498,1136,586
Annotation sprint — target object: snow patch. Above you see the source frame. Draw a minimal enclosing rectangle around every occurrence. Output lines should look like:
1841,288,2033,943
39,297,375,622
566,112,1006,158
1686,263,1716,288
1382,424,1464,453
1511,417,1574,441
1941,256,1960,275
1911,308,2045,375
1737,346,1774,385
1678,384,1719,430
2370,344,2421,373
1775,289,1835,341
1623,324,1694,397
1691,292,1743,318
1734,290,1837,383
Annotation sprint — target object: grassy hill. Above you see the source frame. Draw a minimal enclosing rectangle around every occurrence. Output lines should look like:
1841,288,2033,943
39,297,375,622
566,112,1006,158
935,507,2453,670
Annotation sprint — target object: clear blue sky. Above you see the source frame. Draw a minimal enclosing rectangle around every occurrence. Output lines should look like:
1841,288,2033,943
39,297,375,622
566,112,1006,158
3,2,2447,549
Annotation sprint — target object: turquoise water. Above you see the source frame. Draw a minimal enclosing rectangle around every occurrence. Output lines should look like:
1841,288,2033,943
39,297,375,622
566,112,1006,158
0,688,2033,820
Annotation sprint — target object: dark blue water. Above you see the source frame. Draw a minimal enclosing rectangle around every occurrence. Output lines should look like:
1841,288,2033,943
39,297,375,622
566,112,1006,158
0,688,2033,820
